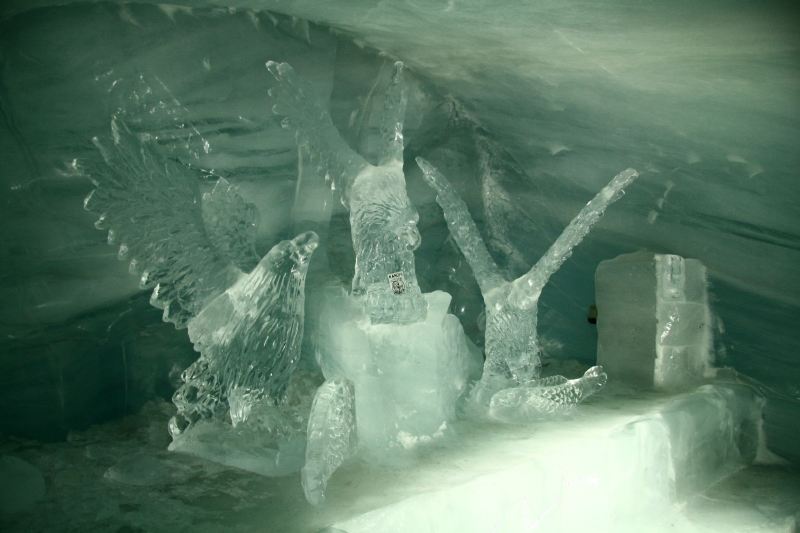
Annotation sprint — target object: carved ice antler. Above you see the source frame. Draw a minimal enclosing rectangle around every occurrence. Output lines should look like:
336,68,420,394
418,156,638,410
418,157,639,306
416,157,505,295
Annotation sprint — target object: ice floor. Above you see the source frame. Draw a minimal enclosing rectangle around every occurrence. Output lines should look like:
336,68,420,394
1,379,797,532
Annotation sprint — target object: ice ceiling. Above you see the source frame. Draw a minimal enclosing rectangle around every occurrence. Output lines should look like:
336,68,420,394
0,0,798,468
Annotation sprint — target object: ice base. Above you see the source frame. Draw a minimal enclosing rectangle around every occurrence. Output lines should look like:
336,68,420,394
323,290,481,458
167,418,306,477
5,382,796,533
321,383,766,532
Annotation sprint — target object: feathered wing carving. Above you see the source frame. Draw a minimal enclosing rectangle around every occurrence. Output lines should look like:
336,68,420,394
84,114,319,436
266,60,368,203
201,178,260,272
85,115,243,328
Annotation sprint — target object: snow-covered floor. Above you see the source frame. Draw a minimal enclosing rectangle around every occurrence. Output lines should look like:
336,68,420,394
1,381,797,532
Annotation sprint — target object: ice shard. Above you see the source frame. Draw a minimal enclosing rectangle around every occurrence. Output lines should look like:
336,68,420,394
418,158,639,416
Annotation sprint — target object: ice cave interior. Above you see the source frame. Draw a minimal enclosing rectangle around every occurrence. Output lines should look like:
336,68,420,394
0,1,799,532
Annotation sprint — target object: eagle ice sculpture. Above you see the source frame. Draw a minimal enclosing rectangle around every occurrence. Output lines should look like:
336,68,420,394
84,115,318,449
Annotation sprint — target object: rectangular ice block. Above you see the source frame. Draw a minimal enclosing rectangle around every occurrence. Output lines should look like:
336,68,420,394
595,252,712,390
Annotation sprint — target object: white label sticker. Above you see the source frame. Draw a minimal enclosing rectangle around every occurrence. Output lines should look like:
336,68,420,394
388,271,406,295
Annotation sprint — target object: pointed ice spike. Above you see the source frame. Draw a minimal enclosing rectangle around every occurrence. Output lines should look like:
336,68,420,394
416,157,505,295
508,168,639,309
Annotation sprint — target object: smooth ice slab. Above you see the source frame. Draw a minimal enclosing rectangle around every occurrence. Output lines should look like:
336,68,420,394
595,252,713,390
2,382,779,532
320,383,762,533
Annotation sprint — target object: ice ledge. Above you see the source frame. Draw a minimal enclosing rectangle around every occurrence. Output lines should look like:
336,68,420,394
317,383,764,532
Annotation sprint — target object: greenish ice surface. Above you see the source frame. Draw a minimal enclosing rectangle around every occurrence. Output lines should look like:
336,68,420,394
0,0,798,531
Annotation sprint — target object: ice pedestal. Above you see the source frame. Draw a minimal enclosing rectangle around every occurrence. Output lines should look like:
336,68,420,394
595,252,713,390
318,383,764,533
3,383,783,532
323,291,481,457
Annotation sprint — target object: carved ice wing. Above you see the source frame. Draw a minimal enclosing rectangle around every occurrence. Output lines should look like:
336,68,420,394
266,61,368,204
376,61,408,166
85,116,241,328
201,178,260,272
416,157,506,295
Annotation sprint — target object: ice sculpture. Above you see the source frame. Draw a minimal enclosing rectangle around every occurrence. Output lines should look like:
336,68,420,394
267,60,427,325
417,158,639,419
268,61,480,504
84,114,318,440
488,367,608,423
595,252,713,390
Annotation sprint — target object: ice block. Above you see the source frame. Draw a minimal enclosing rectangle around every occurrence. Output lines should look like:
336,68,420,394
595,252,713,390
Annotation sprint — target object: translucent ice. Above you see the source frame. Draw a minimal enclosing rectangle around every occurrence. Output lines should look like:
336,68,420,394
595,251,713,390
173,230,319,432
418,158,638,415
302,379,357,506
268,60,461,503
321,290,478,453
489,367,608,422
267,60,427,325
84,114,319,438
300,289,481,504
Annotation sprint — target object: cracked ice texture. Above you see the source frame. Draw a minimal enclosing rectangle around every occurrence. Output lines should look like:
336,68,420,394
84,113,318,436
267,60,427,325
418,157,638,415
